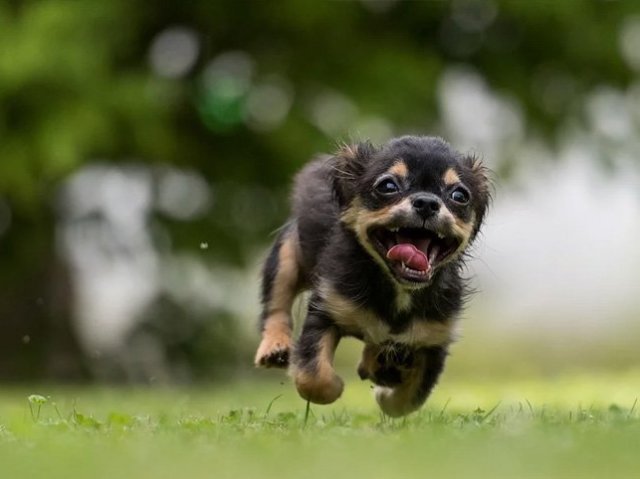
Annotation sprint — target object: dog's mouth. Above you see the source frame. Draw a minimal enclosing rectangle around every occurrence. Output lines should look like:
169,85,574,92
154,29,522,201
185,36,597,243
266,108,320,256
369,226,461,284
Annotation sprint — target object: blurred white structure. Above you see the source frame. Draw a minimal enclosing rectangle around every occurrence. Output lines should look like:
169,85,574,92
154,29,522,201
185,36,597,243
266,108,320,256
440,67,640,335
470,154,640,333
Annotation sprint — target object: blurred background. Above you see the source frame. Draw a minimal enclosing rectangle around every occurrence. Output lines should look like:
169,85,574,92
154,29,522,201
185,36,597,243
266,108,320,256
1,0,639,385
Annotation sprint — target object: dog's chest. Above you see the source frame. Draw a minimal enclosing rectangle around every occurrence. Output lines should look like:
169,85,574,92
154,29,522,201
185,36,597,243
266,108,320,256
356,315,455,347
320,285,456,347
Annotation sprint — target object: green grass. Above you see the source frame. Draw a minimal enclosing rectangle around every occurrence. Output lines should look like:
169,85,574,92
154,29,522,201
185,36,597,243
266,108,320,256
1,370,639,479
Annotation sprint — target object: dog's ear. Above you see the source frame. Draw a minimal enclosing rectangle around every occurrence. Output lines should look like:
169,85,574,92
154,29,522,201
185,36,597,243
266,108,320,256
331,141,376,206
461,155,492,237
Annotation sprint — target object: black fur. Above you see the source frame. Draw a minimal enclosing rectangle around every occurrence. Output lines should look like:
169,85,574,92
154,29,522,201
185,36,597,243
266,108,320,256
259,226,287,330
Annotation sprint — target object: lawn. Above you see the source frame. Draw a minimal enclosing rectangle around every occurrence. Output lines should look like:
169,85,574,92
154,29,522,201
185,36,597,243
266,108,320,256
1,369,639,479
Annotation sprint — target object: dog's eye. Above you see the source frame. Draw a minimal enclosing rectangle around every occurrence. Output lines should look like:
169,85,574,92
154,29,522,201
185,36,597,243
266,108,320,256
375,178,400,195
450,187,470,204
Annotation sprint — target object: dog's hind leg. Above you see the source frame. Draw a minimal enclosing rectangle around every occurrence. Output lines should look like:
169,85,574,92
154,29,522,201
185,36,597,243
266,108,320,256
374,346,448,417
255,223,303,368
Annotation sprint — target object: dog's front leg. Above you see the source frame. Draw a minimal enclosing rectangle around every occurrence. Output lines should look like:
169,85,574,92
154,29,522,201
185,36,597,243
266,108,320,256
291,302,343,405
255,225,302,368
374,345,447,417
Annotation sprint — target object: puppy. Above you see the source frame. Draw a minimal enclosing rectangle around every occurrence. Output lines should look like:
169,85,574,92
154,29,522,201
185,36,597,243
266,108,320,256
255,136,490,417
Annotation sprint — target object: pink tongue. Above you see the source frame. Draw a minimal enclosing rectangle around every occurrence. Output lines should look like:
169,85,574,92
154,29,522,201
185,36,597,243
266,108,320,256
386,244,429,271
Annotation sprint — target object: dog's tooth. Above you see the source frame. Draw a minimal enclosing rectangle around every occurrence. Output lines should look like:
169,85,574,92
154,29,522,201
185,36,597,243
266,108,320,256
437,233,445,239
390,227,399,233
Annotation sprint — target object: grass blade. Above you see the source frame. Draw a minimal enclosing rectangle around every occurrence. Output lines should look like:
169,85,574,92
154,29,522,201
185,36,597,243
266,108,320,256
264,394,283,418
303,400,311,428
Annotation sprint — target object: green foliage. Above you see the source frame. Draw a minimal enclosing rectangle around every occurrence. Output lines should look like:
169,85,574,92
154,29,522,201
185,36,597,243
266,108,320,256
1,0,638,381
0,0,635,212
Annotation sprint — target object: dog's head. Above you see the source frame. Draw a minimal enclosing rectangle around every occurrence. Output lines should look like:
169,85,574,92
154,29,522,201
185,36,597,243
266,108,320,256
334,136,490,288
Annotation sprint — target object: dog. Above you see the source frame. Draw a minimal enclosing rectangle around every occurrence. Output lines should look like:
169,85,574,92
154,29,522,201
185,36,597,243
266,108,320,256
255,136,490,417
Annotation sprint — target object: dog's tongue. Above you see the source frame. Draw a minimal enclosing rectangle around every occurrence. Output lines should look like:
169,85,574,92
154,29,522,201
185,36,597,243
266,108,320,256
386,243,429,271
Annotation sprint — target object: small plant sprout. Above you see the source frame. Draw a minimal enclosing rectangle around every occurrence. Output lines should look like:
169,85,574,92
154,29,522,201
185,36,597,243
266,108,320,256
27,394,48,422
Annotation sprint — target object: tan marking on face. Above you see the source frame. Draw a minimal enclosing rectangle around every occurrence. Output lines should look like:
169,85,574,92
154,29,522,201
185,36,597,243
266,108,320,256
291,329,343,404
441,206,473,239
448,211,476,259
388,160,408,179
340,198,413,276
340,199,397,279
340,198,398,230
340,198,418,303
432,208,475,265
341,194,476,293
452,216,474,239
443,168,461,186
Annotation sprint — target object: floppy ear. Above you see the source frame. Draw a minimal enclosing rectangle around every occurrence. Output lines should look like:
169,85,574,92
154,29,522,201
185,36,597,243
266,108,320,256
462,155,492,237
331,141,376,206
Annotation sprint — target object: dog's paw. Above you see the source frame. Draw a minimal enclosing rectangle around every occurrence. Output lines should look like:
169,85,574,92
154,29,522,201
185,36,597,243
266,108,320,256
293,369,344,405
374,385,421,418
254,336,292,368
357,342,414,386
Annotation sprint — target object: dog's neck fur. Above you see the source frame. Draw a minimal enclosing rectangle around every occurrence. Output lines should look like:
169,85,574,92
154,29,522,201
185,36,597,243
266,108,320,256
316,225,465,331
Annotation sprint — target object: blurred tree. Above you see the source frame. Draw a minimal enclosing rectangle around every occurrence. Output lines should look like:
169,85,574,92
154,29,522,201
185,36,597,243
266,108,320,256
0,0,635,380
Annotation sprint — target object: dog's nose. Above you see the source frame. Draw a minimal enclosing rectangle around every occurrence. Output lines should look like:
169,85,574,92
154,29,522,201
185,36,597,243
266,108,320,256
412,193,441,218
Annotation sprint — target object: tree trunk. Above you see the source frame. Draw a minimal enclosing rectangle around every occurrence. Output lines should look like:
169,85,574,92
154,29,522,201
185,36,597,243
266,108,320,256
0,203,88,382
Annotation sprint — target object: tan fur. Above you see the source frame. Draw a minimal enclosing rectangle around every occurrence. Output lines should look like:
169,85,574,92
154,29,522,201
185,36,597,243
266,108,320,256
449,211,476,261
269,232,300,313
292,331,343,404
443,168,461,186
319,280,378,333
357,342,417,382
343,194,473,253
356,343,379,380
255,231,300,367
341,198,401,230
453,215,474,239
340,197,414,301
319,281,457,347
340,197,413,240
254,312,292,366
394,287,413,312
388,160,408,179
437,208,475,260
374,353,426,417
340,198,398,281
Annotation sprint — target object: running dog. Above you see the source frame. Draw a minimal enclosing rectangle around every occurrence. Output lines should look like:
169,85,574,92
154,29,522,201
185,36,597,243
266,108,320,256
255,136,490,417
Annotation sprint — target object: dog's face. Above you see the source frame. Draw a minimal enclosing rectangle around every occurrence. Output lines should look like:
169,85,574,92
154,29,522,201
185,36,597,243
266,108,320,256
335,136,490,288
